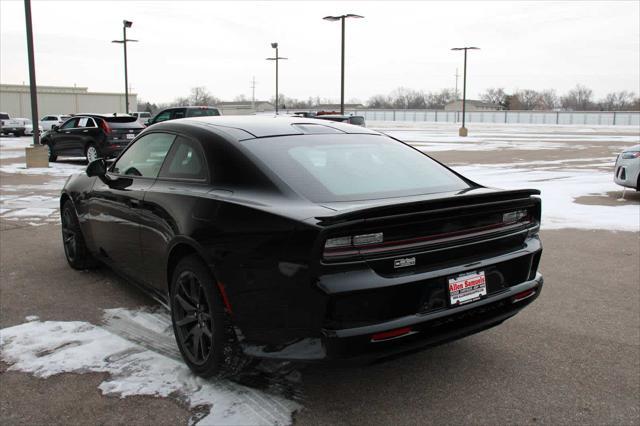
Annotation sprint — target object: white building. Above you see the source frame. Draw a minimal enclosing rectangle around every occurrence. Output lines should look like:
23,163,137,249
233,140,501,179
217,101,275,115
0,84,137,117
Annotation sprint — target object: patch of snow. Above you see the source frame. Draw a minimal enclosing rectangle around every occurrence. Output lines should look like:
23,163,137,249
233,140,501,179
3,207,56,218
0,308,301,426
25,315,40,322
454,165,640,232
0,150,25,160
0,162,85,177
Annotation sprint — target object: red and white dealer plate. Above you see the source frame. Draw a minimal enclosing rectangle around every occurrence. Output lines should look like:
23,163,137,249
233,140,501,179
448,270,487,306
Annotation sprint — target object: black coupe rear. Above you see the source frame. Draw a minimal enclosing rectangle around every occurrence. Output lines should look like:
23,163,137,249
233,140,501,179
60,116,543,377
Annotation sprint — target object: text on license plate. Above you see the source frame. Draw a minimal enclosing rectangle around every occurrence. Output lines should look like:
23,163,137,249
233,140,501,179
125,133,135,139
448,270,487,306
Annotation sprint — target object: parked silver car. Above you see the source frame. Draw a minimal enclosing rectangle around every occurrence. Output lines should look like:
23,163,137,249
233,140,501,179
614,144,640,191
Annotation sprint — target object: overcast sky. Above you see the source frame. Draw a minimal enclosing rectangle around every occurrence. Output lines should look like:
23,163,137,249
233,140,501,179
1,0,639,104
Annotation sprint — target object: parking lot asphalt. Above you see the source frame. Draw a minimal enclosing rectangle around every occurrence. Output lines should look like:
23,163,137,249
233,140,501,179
1,125,639,425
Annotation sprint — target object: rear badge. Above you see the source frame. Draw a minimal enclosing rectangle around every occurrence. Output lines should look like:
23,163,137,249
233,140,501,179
394,257,416,269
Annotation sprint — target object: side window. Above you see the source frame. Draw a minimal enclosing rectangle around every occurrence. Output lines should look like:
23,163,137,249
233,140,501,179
159,136,208,180
154,110,172,123
172,109,186,119
85,117,96,128
61,118,78,129
77,117,90,127
111,133,176,178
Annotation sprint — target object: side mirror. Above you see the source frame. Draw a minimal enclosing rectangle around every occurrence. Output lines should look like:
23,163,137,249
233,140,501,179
144,119,152,126
51,125,59,131
86,159,107,177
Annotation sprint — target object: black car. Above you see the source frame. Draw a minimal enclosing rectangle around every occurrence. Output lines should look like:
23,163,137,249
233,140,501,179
60,116,543,378
146,106,221,126
42,114,144,163
314,114,366,127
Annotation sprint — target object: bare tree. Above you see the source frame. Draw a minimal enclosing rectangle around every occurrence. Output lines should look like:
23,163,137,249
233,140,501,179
599,91,636,111
366,94,391,108
479,88,508,106
512,90,541,110
189,86,220,106
538,89,558,110
233,94,248,102
560,84,594,111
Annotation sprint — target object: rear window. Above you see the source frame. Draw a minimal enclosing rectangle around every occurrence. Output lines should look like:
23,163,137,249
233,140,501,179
242,134,470,202
187,108,220,117
103,116,143,129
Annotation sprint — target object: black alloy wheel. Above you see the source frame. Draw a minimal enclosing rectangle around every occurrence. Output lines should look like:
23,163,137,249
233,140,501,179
173,270,214,366
170,254,248,378
61,201,97,269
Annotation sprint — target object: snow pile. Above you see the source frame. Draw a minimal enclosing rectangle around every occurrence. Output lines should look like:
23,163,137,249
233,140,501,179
455,165,640,231
0,308,301,425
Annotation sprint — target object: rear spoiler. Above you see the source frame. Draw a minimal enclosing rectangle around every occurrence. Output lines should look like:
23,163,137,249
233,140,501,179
315,188,541,226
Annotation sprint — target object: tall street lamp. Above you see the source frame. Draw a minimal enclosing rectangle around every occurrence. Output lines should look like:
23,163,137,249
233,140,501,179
266,42,287,115
323,14,363,115
112,20,137,114
451,46,480,137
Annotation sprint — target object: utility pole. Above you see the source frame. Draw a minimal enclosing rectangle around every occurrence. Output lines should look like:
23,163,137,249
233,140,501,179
454,68,460,100
266,43,287,115
24,0,48,168
112,20,137,114
323,14,364,115
250,76,257,110
451,46,480,137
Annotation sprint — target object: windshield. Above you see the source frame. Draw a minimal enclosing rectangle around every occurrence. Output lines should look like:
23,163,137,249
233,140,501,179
242,134,470,202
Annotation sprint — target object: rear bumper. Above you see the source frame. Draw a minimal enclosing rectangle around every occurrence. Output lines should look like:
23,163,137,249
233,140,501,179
100,142,129,158
242,272,543,363
1,126,25,134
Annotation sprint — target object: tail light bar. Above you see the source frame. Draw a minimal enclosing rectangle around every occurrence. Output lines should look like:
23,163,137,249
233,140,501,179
99,119,112,135
323,210,534,260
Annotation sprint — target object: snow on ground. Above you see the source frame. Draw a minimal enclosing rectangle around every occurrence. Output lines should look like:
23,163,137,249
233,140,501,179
371,122,640,152
0,307,301,426
454,165,639,232
0,161,85,177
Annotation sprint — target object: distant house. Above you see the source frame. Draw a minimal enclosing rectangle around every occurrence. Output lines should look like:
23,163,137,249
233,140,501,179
217,101,274,115
445,100,504,112
310,103,365,112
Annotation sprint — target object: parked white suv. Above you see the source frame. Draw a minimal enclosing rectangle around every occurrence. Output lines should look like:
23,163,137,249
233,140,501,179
41,114,72,131
1,112,26,136
130,111,152,125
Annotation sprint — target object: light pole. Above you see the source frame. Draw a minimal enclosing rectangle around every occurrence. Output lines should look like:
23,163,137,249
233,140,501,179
266,43,287,114
451,46,480,136
112,20,137,114
323,14,363,115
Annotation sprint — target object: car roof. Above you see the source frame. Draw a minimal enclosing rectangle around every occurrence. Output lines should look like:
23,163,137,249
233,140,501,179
181,115,380,139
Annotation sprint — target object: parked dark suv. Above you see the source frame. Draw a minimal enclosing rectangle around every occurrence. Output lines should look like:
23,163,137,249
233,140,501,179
146,106,221,126
41,114,144,163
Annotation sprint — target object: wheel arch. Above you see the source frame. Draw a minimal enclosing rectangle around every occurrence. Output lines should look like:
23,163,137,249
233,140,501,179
166,237,214,295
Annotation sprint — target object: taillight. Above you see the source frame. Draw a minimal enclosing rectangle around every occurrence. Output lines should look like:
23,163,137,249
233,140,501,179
99,119,112,135
324,232,383,259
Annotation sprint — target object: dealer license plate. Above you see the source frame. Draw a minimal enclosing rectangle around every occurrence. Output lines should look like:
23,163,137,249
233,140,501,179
448,270,487,306
126,133,135,139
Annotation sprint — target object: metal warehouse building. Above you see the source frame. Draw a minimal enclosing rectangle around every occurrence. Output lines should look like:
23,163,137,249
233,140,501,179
0,84,136,117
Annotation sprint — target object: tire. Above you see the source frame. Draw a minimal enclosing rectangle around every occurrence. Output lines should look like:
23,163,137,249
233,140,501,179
170,254,249,378
44,141,57,162
85,143,99,163
61,201,98,270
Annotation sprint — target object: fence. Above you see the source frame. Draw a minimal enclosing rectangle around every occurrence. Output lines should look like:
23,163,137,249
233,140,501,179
340,109,640,126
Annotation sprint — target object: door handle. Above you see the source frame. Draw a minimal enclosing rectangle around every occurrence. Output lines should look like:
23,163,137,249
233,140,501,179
82,130,89,133
64,131,70,134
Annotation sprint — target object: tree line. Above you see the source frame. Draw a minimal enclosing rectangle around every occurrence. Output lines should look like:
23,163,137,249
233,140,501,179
138,85,640,113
